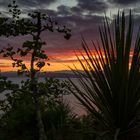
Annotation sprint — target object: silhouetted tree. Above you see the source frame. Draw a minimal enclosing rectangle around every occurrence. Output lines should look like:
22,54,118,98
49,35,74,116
0,1,71,140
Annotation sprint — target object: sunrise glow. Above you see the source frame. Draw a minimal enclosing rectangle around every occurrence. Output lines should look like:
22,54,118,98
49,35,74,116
0,0,139,72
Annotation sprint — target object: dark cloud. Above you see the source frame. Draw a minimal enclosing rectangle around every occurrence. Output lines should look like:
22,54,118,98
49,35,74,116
0,0,107,59
56,5,82,17
55,0,108,17
0,0,57,10
17,0,57,7
108,0,140,5
55,0,108,19
39,9,58,17
57,5,72,16
76,0,108,13
0,0,9,5
0,0,106,56
0,0,128,62
42,14,103,55
52,0,108,18
70,7,82,15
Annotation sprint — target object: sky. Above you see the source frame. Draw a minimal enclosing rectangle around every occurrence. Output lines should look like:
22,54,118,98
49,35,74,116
0,0,140,71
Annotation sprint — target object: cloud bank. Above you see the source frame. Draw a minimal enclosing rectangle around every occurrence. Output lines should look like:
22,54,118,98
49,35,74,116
0,0,140,65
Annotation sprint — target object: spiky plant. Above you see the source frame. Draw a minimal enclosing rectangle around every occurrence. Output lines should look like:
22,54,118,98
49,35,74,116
69,11,140,140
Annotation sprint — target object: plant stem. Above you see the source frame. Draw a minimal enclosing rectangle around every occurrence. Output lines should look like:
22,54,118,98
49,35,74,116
30,12,47,140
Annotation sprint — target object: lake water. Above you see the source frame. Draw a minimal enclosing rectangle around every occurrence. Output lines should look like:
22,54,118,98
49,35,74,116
0,77,86,116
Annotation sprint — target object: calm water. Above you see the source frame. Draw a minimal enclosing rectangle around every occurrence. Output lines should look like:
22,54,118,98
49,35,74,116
1,77,86,116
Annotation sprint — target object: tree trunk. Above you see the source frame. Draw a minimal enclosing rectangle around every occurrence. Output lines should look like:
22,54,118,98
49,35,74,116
30,12,47,140
34,97,47,140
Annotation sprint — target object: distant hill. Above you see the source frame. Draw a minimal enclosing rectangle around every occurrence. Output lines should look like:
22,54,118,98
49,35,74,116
1,70,84,78
1,71,19,77
45,71,82,78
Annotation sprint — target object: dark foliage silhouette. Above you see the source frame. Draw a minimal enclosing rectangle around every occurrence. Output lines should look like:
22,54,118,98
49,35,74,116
69,11,140,140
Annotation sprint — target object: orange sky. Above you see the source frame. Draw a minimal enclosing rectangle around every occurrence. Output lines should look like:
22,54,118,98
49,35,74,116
0,50,134,72
0,0,139,73
0,52,84,72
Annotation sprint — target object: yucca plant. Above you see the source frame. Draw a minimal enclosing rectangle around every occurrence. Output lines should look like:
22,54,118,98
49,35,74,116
69,11,140,140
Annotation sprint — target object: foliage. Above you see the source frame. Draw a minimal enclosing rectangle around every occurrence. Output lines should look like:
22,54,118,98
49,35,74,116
0,90,38,140
0,1,71,140
0,78,78,140
69,11,140,140
0,5,71,75
0,74,18,93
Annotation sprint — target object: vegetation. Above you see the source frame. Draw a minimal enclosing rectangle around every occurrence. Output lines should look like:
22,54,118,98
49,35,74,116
0,78,82,140
0,1,95,140
0,1,73,140
0,1,140,140
69,11,140,140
